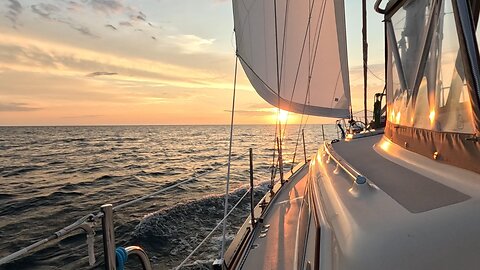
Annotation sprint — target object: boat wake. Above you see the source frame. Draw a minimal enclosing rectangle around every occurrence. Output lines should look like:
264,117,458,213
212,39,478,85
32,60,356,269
132,182,270,267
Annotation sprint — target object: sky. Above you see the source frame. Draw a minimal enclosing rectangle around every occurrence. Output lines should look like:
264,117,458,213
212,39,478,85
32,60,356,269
0,0,385,126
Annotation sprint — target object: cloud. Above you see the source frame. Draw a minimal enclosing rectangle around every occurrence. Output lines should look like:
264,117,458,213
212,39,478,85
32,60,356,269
131,11,146,21
168,34,216,54
119,21,132,27
0,102,40,112
105,24,117,30
31,3,98,38
89,0,124,15
5,0,23,27
86,71,118,77
31,3,60,20
67,1,84,12
0,33,241,92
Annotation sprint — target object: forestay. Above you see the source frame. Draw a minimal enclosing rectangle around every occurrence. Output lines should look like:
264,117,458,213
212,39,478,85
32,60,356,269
233,0,351,118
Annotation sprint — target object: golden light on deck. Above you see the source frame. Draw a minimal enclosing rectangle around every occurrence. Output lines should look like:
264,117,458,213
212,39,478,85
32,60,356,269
390,109,395,122
395,111,401,124
429,110,435,124
380,140,391,151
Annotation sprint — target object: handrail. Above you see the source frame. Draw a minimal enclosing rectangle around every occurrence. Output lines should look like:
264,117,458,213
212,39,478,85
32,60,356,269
125,246,153,270
324,142,366,184
374,0,386,14
0,213,96,266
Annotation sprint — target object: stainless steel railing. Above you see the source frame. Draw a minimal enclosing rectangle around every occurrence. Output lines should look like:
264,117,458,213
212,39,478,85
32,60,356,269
323,141,367,184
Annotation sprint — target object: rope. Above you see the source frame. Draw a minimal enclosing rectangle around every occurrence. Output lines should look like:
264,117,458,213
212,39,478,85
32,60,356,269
176,189,250,270
220,56,239,260
115,247,128,270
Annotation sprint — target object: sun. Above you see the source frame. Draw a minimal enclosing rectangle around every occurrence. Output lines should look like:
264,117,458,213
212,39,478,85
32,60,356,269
277,109,289,123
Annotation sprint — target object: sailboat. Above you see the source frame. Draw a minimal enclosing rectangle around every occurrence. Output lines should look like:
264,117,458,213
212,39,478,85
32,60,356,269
1,0,480,269
222,0,480,269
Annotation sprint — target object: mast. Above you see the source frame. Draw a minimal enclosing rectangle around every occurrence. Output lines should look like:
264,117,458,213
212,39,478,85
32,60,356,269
362,0,368,126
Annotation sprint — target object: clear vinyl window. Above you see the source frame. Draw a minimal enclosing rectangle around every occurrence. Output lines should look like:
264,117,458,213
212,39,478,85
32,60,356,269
388,0,475,133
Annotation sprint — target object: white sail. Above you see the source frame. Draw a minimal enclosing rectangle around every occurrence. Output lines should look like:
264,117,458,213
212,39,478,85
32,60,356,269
233,0,351,118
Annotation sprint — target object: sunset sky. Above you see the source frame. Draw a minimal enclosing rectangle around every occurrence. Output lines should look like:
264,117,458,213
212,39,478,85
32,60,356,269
0,0,384,125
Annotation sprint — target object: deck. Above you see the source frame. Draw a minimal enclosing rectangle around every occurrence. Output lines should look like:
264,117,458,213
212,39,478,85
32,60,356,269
331,135,469,213
239,164,308,270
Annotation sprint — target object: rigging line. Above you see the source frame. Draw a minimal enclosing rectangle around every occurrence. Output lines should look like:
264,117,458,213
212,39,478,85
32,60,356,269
283,0,320,140
292,109,311,166
274,0,281,99
284,0,323,137
279,0,318,156
279,0,291,87
270,113,279,187
363,60,386,83
112,152,246,212
220,56,239,260
273,0,285,184
280,0,317,136
176,189,250,270
291,70,314,161
308,0,328,75
286,0,318,108
236,54,277,93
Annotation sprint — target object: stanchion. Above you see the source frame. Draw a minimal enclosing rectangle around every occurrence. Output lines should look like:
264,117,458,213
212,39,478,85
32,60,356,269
249,148,255,227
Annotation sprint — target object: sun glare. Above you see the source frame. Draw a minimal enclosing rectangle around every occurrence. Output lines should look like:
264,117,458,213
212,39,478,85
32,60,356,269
277,109,289,123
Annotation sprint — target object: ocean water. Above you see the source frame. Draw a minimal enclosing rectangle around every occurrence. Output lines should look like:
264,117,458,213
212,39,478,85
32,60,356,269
0,125,337,269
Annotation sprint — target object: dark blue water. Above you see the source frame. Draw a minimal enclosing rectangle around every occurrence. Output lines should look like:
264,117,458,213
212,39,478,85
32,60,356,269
0,125,336,269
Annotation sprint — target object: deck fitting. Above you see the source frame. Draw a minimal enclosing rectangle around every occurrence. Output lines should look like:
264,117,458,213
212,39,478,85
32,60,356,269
355,175,367,184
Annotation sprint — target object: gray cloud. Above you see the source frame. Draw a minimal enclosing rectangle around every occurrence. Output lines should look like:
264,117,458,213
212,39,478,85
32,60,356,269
86,71,118,77
132,11,146,21
119,21,132,27
0,103,40,112
30,3,59,20
5,0,23,27
67,1,84,12
105,24,117,30
31,3,98,38
89,0,124,14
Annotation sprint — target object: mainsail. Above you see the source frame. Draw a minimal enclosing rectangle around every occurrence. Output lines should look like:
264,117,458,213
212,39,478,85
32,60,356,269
233,0,351,118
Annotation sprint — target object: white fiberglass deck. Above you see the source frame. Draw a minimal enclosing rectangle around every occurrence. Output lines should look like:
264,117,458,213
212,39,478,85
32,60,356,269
311,134,480,269
240,165,308,270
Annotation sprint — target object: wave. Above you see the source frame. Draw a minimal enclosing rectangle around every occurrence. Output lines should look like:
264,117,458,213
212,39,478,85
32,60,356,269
0,191,83,216
1,166,41,177
132,183,269,262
